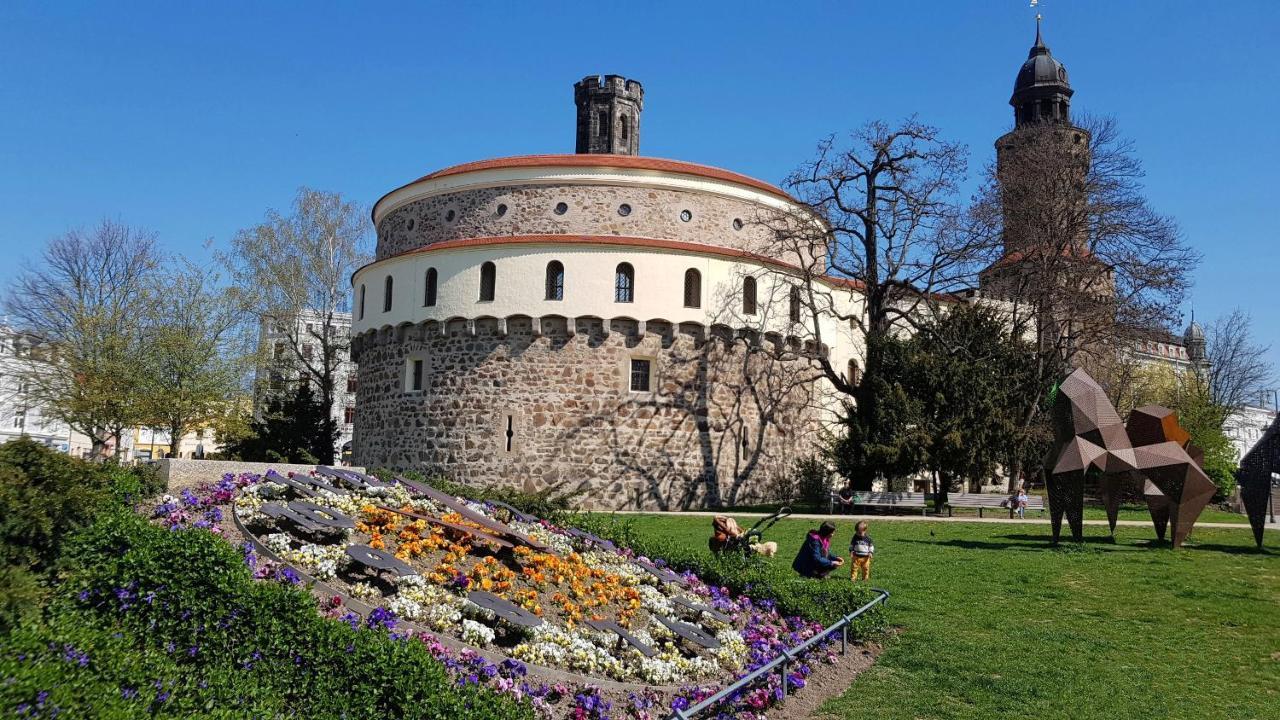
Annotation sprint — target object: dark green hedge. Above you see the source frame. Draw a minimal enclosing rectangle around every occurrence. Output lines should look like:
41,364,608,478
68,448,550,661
571,513,888,634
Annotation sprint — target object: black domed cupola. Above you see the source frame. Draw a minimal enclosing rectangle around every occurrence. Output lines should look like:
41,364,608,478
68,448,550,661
1011,17,1073,126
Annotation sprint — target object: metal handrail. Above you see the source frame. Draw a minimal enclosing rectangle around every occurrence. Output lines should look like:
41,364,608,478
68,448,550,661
669,588,889,720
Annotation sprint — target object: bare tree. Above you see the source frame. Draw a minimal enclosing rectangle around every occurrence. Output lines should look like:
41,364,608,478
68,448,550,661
777,119,979,388
3,220,159,457
222,188,370,464
1203,310,1273,421
137,258,248,458
974,115,1199,487
747,119,987,487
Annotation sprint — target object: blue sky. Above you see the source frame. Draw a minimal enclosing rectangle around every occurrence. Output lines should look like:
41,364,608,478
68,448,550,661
1,1,1276,374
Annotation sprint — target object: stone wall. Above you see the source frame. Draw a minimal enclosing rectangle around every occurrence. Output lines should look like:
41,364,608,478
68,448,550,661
376,184,781,261
351,320,822,510
156,459,365,496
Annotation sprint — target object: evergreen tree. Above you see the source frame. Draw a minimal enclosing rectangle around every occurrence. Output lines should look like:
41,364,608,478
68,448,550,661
223,383,338,464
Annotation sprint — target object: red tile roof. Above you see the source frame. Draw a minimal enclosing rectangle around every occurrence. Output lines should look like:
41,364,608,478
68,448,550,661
376,155,794,215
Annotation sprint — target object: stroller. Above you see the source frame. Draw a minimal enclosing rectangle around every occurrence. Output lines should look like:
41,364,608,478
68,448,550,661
709,507,791,557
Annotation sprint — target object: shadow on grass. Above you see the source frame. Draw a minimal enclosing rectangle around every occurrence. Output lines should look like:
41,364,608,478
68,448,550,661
898,534,1270,556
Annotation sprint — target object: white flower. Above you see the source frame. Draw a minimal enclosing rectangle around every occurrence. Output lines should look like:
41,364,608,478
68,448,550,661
261,533,293,555
349,582,380,602
461,619,496,646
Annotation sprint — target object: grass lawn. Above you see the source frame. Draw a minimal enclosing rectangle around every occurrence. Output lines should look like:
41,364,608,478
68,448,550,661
605,514,1278,720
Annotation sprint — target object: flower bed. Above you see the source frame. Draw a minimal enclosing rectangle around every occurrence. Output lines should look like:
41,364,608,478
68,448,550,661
151,470,864,718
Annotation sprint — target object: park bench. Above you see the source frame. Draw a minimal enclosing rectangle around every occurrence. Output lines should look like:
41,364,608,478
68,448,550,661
829,491,929,516
944,493,1045,518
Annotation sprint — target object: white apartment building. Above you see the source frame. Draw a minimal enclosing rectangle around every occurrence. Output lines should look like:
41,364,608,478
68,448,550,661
255,310,357,460
0,326,73,452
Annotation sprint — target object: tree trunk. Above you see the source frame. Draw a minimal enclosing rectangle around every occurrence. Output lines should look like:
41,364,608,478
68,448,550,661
169,421,182,459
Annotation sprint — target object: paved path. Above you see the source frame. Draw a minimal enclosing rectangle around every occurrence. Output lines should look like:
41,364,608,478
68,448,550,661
610,509,1276,531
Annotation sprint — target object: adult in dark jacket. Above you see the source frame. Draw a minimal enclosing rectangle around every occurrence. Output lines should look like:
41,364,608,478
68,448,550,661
792,521,843,578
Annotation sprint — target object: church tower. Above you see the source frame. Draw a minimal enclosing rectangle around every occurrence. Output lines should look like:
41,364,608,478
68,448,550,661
574,75,643,155
1009,18,1074,127
991,19,1092,259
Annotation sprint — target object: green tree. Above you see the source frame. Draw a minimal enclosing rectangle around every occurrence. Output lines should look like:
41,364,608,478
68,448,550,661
222,382,338,464
4,221,159,457
136,259,248,458
832,334,929,490
898,305,1048,508
222,188,369,464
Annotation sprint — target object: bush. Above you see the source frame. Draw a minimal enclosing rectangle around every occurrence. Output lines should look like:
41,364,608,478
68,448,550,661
570,513,887,636
795,456,832,507
0,439,140,629
4,508,533,719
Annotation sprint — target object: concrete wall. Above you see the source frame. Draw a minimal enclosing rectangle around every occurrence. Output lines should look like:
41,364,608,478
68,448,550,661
156,459,366,494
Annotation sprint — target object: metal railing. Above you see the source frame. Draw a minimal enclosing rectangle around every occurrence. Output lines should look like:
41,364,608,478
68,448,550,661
670,588,889,720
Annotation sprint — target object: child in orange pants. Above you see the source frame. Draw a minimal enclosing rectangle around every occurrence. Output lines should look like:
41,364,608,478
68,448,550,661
849,521,875,581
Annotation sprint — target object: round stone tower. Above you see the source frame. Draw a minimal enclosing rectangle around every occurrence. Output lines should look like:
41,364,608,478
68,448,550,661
574,74,643,156
349,78,860,510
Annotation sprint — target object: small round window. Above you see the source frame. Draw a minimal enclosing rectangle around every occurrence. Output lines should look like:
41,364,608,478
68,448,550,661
732,218,744,231
496,203,508,217
444,209,456,223
554,202,569,215
680,210,693,222
407,218,416,231
617,203,632,217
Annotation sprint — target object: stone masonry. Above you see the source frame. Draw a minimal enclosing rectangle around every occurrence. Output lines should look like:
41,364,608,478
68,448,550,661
352,319,820,510
376,184,783,261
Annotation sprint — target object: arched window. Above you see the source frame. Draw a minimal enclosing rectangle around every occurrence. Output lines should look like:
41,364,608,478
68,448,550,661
479,261,496,302
742,276,757,316
383,276,394,313
683,268,701,308
358,284,366,320
424,268,437,307
615,263,634,303
789,286,801,323
847,359,861,386
545,260,564,301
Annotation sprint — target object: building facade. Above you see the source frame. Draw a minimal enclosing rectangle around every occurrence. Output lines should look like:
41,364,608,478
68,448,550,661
0,326,72,451
350,75,866,509
255,310,358,459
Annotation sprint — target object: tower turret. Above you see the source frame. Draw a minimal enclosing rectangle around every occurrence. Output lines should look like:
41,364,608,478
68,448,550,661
574,75,643,155
1011,17,1074,126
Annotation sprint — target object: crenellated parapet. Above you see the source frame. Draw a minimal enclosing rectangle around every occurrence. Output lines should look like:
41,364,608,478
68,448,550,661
349,313,828,364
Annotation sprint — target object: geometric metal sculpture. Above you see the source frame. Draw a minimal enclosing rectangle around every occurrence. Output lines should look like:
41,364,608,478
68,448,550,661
1046,368,1218,547
1236,414,1279,549
1048,369,1137,543
1130,439,1216,548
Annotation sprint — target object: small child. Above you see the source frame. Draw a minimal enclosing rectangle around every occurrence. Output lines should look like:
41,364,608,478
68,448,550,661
1015,488,1029,519
849,521,875,582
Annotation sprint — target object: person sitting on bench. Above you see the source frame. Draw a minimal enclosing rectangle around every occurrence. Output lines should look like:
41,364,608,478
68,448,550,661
792,521,843,579
835,486,856,513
